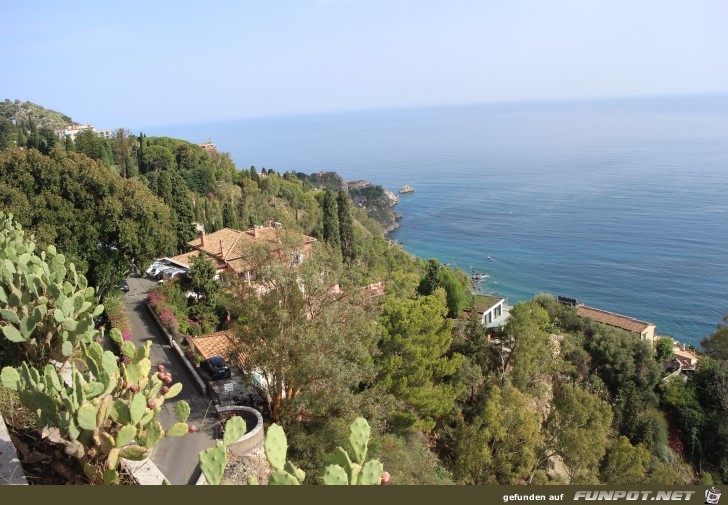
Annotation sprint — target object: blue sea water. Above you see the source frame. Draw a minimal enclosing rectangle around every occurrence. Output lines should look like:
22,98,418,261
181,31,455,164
147,95,728,346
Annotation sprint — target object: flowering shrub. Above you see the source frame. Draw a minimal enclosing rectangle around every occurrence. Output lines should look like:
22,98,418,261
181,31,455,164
148,279,220,339
104,293,132,346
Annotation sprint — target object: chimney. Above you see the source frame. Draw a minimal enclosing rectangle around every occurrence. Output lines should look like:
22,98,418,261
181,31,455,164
200,230,205,247
220,240,224,258
253,226,259,239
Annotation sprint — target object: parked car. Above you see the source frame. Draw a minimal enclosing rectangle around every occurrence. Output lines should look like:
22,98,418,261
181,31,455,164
156,267,185,282
118,280,130,292
153,267,177,281
200,356,232,380
147,260,172,278
162,269,187,282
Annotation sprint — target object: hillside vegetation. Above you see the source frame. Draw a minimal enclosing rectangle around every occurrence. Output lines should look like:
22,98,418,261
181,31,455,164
1,101,726,486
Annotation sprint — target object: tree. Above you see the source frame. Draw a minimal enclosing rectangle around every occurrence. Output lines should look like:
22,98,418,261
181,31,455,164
417,258,441,297
231,243,374,422
337,190,356,262
113,128,132,178
601,436,651,484
531,383,614,484
585,325,661,398
497,301,557,395
0,148,174,298
701,314,728,361
453,384,543,484
376,294,464,432
655,336,675,362
321,190,341,252
187,251,219,306
416,258,466,317
142,144,175,173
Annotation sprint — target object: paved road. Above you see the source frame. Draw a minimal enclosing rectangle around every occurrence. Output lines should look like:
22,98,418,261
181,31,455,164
122,276,218,485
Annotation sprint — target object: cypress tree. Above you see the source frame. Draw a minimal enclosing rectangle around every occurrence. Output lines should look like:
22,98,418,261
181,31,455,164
337,190,356,261
322,190,340,252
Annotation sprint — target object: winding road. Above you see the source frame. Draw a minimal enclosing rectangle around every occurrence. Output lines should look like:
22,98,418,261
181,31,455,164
121,276,218,485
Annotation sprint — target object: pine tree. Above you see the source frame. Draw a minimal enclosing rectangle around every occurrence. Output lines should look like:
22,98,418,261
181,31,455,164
337,190,356,262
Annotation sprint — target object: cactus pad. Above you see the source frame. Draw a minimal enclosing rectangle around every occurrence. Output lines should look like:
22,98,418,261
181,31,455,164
199,443,227,485
223,416,246,446
357,460,384,485
322,465,349,485
264,423,287,472
348,417,370,464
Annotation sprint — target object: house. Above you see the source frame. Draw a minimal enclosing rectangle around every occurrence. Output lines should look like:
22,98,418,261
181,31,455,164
197,142,217,153
188,330,248,371
462,294,511,334
166,223,317,285
347,180,372,190
187,330,269,402
673,346,699,370
575,305,656,345
55,124,112,142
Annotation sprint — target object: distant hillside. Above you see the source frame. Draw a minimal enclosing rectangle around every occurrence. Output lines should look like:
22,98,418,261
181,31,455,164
0,99,74,130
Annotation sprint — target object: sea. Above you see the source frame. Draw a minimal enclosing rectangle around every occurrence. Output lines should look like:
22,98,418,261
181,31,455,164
146,95,728,347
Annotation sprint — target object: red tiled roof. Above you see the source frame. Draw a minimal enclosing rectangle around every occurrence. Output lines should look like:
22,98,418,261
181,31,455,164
182,226,316,274
189,330,250,370
577,306,654,334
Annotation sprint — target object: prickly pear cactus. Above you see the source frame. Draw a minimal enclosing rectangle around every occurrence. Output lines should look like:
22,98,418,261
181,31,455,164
319,417,383,485
0,335,191,484
0,212,102,363
199,415,247,485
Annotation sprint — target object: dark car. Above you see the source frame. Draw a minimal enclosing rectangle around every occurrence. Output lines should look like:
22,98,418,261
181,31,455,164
118,280,130,293
200,356,232,380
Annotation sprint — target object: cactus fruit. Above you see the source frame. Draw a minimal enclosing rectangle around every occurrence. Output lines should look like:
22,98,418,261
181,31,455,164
157,364,165,372
188,424,198,433
0,335,192,484
161,386,169,394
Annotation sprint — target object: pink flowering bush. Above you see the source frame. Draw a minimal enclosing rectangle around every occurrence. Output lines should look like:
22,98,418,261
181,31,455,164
104,293,133,347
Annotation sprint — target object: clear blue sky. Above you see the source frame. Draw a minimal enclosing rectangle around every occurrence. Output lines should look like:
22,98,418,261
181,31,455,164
2,0,727,128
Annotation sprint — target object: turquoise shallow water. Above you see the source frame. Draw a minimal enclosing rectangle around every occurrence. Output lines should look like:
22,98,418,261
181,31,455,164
147,96,728,346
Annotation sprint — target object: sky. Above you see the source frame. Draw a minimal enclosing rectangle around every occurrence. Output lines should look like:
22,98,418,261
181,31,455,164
2,0,727,128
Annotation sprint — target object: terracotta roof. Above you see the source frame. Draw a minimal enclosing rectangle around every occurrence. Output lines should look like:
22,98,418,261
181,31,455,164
184,226,317,274
189,330,250,370
166,250,226,270
577,306,654,334
673,348,698,363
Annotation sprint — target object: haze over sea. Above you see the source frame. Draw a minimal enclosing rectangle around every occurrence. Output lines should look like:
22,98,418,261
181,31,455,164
148,95,728,346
